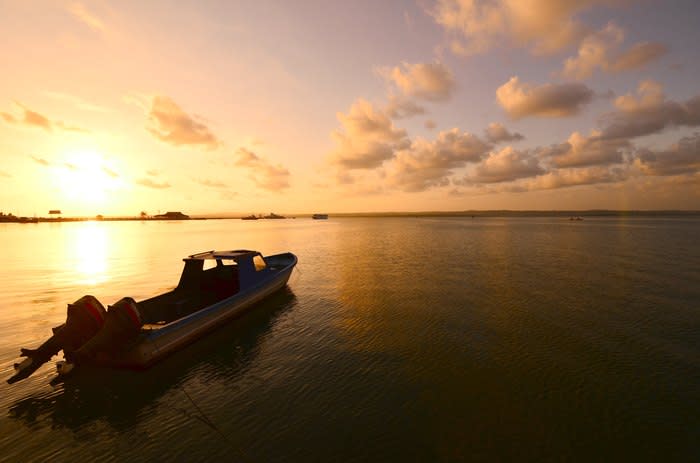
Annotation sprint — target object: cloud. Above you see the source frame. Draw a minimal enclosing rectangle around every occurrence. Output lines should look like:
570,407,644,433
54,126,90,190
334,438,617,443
636,133,700,176
425,119,437,129
465,146,544,183
235,148,290,191
329,99,409,169
430,0,603,56
384,96,426,119
44,91,110,113
2,102,88,132
386,128,491,191
136,178,171,189
561,23,667,79
66,2,105,33
521,166,630,190
541,131,630,168
599,80,700,139
102,166,119,178
54,121,89,133
31,156,50,166
561,23,624,80
2,105,50,130
484,122,524,143
380,62,456,102
146,96,220,149
497,77,594,119
611,42,668,72
195,178,228,188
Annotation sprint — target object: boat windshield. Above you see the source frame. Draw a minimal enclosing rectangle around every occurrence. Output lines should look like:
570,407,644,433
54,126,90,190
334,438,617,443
253,255,266,271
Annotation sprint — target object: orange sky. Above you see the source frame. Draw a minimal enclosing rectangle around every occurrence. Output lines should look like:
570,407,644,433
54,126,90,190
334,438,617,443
1,1,699,216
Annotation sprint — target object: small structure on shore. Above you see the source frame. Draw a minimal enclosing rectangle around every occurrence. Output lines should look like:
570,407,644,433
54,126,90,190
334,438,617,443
153,211,190,220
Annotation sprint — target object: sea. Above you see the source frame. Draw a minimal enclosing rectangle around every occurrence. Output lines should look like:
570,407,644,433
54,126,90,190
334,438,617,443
0,217,698,461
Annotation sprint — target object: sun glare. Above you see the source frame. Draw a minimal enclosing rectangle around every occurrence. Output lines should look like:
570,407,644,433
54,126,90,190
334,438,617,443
54,150,122,212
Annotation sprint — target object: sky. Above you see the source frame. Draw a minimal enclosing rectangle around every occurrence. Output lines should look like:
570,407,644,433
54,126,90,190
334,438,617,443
1,0,699,216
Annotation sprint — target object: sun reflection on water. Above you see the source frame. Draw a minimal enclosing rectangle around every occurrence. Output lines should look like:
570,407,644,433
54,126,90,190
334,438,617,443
72,221,109,285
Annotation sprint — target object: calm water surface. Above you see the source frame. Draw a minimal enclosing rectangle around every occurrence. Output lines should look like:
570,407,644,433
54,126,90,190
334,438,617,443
0,217,698,461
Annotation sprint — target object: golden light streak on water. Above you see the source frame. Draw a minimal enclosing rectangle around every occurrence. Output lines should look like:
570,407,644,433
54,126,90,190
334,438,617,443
71,222,110,286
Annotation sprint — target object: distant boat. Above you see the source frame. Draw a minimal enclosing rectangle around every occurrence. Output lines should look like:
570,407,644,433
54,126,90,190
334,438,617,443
8,249,297,384
241,214,259,220
569,216,584,221
263,213,286,219
312,214,328,220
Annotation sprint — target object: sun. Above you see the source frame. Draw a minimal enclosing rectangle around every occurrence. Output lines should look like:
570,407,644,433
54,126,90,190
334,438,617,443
54,150,122,212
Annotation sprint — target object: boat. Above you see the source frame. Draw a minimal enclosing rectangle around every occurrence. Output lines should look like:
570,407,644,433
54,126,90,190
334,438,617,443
263,212,286,219
8,249,297,384
312,214,328,220
241,214,259,220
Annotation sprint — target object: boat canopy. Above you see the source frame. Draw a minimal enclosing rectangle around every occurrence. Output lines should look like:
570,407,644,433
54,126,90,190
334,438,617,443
179,249,268,290
185,249,258,262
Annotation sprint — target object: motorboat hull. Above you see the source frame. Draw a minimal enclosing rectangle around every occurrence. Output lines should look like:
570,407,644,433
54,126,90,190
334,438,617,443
119,261,294,368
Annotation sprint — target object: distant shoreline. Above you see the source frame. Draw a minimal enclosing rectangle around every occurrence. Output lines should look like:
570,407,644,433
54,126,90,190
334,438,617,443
322,210,700,218
3,210,698,223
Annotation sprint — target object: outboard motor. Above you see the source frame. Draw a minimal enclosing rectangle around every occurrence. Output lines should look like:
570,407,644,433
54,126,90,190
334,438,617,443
8,295,106,384
72,297,143,364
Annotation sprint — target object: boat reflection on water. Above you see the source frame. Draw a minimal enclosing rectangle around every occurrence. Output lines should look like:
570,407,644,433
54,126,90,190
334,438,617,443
8,288,297,431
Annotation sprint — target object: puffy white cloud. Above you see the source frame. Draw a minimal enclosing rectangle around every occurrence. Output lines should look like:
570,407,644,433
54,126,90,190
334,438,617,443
542,131,630,168
636,133,700,176
562,23,667,79
235,148,290,192
386,129,491,191
484,122,524,143
562,23,624,79
380,62,456,102
521,166,630,190
496,77,594,119
146,96,220,149
599,81,700,139
384,96,426,119
430,0,605,56
329,99,409,169
465,146,543,183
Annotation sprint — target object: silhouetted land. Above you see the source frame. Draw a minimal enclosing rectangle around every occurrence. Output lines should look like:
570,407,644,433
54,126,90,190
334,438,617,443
324,210,700,218
1,210,698,223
